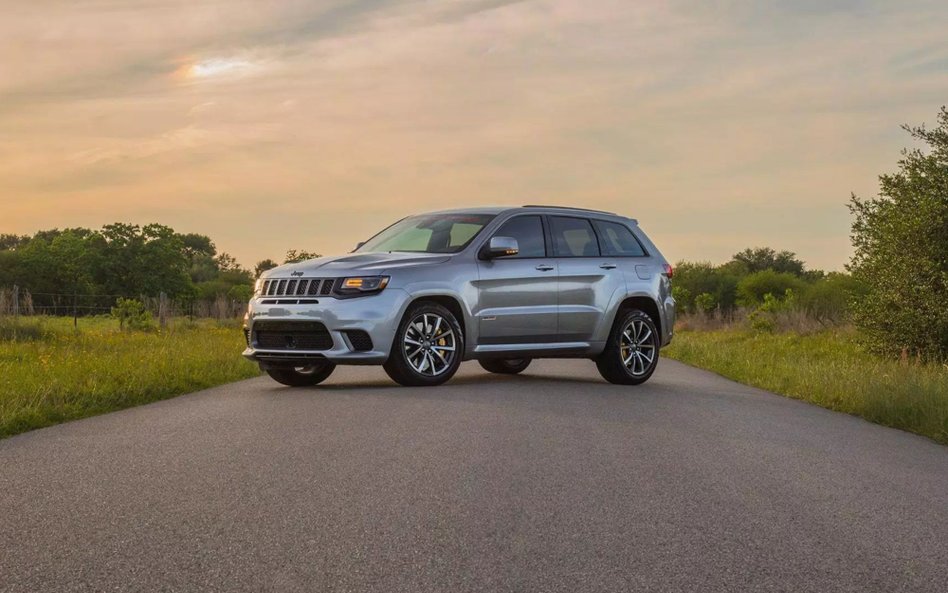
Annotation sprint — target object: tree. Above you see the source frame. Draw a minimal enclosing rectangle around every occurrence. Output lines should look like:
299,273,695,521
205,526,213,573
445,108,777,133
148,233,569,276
849,107,948,359
214,252,244,273
730,247,805,276
0,234,29,251
254,259,279,278
284,250,321,264
98,223,191,298
178,233,216,263
49,231,98,327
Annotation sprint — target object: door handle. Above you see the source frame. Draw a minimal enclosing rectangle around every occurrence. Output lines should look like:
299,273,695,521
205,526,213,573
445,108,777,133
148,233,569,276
599,263,617,270
535,264,555,272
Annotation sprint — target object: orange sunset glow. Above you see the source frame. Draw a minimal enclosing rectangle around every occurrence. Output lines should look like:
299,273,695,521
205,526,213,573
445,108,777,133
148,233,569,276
2,0,947,269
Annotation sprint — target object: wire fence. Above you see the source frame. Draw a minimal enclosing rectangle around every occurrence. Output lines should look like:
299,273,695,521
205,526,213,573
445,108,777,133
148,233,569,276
0,285,248,321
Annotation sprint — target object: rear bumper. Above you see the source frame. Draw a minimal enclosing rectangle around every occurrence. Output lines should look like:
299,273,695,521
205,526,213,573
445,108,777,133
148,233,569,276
242,288,410,366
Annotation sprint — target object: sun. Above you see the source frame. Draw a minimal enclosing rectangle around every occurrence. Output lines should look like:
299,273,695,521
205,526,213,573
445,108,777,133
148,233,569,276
173,57,259,81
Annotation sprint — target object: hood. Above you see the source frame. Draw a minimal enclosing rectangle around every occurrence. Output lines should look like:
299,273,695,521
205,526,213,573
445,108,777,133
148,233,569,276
265,252,451,277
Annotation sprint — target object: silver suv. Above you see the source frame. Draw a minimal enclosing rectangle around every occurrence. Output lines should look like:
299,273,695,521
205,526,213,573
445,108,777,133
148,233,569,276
244,206,675,387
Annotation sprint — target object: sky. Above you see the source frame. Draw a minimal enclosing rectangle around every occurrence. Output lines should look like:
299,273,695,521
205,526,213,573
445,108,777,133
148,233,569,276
2,0,947,271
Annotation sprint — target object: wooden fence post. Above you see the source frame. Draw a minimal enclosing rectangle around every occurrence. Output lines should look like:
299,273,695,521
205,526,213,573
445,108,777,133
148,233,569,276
159,292,169,328
12,284,19,340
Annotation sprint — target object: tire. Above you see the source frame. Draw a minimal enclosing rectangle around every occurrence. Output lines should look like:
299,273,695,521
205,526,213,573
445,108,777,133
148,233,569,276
478,358,532,375
384,302,463,387
596,309,660,385
266,361,336,387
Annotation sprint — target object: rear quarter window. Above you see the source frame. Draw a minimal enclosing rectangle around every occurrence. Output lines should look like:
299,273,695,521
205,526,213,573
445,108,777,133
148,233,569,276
593,220,647,257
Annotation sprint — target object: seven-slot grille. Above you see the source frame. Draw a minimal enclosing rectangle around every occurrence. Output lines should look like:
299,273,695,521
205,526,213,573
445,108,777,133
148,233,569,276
260,278,336,297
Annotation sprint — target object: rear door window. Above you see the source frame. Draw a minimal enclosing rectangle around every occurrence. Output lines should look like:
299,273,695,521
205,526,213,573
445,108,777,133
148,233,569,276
550,216,600,257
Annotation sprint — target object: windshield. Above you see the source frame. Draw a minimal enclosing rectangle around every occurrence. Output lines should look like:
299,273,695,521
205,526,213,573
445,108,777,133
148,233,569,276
357,213,495,254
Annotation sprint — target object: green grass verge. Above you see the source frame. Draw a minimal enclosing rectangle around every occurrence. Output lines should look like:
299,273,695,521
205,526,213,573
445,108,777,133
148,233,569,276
664,328,948,445
0,316,260,439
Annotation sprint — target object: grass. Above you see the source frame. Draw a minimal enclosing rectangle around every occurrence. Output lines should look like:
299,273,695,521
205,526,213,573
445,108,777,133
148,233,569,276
665,327,948,445
4,316,945,446
0,316,260,439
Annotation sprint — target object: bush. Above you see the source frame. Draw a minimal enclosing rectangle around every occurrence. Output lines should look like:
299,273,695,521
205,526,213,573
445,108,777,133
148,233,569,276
736,271,806,307
227,284,253,302
673,261,740,314
799,273,865,325
748,290,797,332
111,298,154,331
849,107,948,360
671,286,693,314
694,293,717,317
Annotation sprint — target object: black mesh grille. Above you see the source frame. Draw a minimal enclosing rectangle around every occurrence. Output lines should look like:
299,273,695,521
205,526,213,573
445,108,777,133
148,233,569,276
344,330,373,351
253,321,333,351
319,279,335,295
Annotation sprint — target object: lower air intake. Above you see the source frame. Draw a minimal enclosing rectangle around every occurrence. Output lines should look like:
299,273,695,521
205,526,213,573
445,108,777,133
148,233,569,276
344,330,373,351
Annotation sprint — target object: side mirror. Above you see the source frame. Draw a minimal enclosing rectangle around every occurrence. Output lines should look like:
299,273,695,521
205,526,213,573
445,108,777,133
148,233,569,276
482,236,519,259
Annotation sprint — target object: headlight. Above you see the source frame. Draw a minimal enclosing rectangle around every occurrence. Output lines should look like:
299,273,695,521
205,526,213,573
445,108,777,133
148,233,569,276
335,276,390,295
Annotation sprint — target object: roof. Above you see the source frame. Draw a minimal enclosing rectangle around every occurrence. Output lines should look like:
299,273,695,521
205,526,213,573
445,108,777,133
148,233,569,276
415,205,633,221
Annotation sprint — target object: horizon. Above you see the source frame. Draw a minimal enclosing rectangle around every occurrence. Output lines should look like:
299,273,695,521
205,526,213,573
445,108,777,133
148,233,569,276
3,1,948,271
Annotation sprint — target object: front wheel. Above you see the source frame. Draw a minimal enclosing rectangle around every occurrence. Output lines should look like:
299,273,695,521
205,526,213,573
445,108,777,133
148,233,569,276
479,358,532,375
384,302,463,387
596,310,660,385
266,361,336,387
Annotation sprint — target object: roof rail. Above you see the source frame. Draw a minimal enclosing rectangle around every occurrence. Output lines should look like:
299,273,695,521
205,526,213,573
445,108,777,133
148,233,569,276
521,204,617,215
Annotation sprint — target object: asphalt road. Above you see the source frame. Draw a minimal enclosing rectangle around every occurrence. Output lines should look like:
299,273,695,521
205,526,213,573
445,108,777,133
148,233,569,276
2,359,946,593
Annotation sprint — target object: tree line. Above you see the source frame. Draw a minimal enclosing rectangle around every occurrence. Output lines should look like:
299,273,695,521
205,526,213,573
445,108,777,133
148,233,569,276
0,223,318,315
673,247,864,323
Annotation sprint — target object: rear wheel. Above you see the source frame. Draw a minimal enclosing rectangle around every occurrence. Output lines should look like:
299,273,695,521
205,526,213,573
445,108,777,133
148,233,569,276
596,309,660,385
384,302,463,387
478,358,532,375
266,361,336,387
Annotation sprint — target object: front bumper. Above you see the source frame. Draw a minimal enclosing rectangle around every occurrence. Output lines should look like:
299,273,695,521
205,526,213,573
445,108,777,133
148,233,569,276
242,288,410,366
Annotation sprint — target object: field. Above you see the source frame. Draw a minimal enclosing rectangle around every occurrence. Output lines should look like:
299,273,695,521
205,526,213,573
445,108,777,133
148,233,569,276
3,316,947,446
0,316,260,438
664,327,948,445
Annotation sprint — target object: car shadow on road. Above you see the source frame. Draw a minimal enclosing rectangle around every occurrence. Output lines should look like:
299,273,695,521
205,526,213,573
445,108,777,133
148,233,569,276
308,372,610,391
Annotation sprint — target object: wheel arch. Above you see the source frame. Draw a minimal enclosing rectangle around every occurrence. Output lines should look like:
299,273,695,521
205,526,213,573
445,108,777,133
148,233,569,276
400,294,471,357
615,295,663,340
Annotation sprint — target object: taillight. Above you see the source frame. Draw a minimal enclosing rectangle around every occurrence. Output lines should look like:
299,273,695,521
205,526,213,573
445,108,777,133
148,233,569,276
662,263,673,278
